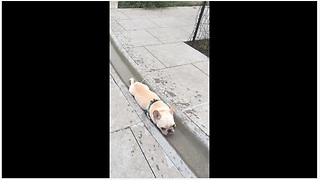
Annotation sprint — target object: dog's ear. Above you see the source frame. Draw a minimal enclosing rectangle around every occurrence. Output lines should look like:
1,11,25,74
153,110,161,121
169,105,176,115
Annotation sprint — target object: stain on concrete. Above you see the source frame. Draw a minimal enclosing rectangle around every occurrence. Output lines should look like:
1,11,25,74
185,109,200,119
154,78,161,83
156,164,160,170
160,80,168,85
175,102,190,108
165,90,176,97
151,157,154,161
185,109,193,114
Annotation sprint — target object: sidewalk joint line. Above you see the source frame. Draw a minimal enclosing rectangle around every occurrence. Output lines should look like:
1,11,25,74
182,111,209,137
143,46,167,68
129,127,157,178
191,62,209,76
145,29,165,44
148,61,205,72
113,19,127,31
110,126,131,134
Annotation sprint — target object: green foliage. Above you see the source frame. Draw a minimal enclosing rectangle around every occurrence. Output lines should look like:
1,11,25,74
118,1,202,9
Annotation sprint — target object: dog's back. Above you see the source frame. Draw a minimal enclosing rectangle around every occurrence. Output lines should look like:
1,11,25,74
129,78,160,110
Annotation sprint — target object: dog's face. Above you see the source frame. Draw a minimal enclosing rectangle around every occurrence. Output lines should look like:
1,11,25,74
153,107,176,136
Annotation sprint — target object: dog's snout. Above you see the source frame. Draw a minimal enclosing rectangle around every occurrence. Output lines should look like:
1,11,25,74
168,129,174,133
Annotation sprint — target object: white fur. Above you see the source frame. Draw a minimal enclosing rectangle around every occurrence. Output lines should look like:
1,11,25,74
129,77,176,135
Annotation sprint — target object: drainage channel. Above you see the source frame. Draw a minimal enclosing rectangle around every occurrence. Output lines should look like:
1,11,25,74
110,39,209,178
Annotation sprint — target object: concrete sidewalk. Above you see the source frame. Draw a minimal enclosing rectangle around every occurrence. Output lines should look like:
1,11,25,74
110,4,210,178
110,5,209,138
110,65,185,178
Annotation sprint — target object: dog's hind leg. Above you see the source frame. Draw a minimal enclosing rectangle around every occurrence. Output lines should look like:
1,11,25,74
129,77,135,85
129,77,135,95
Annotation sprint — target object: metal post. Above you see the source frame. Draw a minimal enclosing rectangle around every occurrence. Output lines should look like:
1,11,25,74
192,1,207,45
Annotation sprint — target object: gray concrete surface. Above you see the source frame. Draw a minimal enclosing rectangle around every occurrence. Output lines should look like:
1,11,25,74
131,124,184,178
110,128,154,178
110,6,209,136
110,65,190,178
145,42,207,67
110,1,118,9
110,76,141,132
110,5,210,177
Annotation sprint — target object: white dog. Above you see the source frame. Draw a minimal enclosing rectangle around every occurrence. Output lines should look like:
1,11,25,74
129,78,176,135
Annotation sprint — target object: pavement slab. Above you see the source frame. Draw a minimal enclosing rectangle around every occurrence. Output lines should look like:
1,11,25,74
176,15,198,25
110,77,141,132
110,128,154,178
117,19,159,30
131,124,184,178
146,27,190,43
126,47,166,72
110,19,126,32
175,7,200,16
193,61,209,76
110,1,118,9
145,42,208,67
183,102,209,135
149,64,209,109
110,9,130,20
148,64,209,134
148,8,185,17
114,30,162,49
122,9,160,19
148,17,188,28
179,25,195,35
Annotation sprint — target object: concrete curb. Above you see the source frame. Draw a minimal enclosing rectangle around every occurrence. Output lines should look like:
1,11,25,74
110,30,209,149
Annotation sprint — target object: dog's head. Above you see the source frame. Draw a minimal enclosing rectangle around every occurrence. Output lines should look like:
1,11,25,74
153,106,176,136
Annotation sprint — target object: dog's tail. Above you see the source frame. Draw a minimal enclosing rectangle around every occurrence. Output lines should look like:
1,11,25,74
141,77,150,83
129,77,135,85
